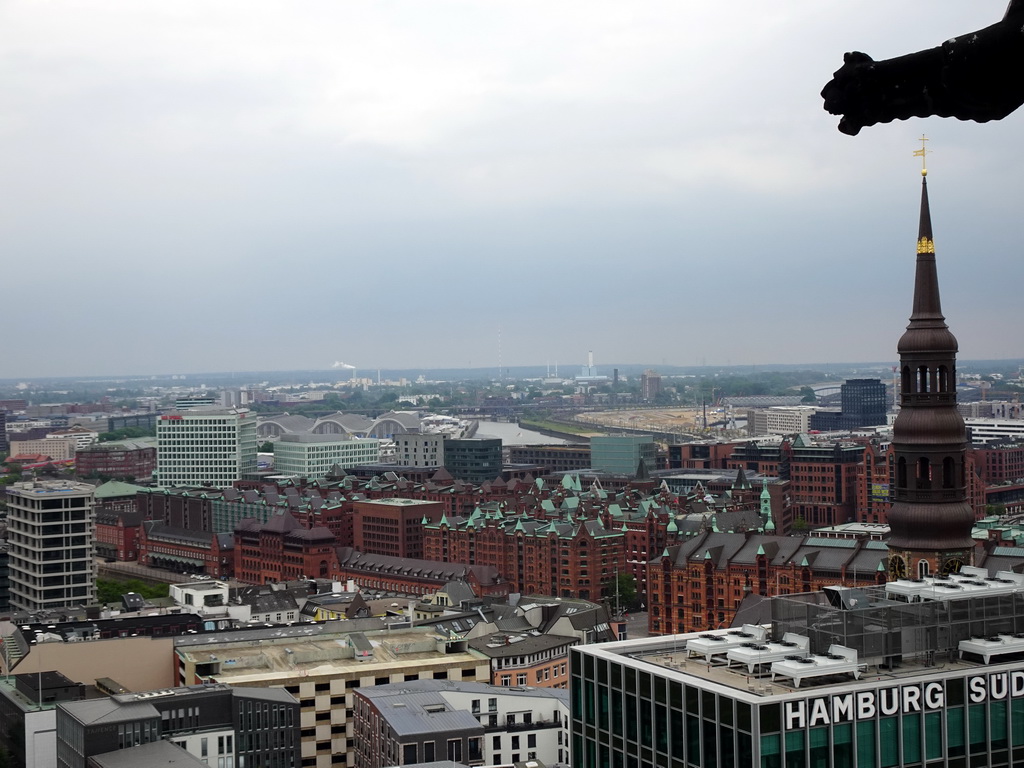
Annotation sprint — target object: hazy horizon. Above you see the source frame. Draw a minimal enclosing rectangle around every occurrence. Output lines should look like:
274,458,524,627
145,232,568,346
4,2,1020,377
4,358,1022,388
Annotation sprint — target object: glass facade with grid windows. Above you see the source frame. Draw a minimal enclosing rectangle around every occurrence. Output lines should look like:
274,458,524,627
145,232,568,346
573,632,1024,768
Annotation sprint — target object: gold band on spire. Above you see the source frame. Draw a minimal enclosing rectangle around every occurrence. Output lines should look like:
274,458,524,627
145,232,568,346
917,237,935,254
913,134,930,176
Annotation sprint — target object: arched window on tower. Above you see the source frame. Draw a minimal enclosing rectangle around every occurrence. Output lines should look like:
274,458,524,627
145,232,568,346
943,457,955,489
902,366,911,394
938,366,949,393
917,457,932,489
897,457,907,488
918,560,931,579
918,366,929,393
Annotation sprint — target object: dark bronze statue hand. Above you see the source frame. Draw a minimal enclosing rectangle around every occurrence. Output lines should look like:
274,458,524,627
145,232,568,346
823,2,1024,134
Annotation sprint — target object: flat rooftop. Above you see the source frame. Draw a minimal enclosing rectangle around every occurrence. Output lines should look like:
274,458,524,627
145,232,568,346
584,629,1017,703
177,626,483,684
7,479,95,497
357,498,440,507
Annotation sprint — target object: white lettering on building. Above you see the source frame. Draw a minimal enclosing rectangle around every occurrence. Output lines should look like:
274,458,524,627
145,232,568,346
778,674,1024,730
968,676,987,703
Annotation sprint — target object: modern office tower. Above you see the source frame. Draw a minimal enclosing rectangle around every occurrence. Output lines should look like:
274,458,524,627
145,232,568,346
840,378,888,425
590,435,658,475
156,408,257,488
5,480,96,612
572,569,1024,768
443,437,503,483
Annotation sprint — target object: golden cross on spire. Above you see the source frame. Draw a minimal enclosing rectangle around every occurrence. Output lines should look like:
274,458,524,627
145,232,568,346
913,134,930,176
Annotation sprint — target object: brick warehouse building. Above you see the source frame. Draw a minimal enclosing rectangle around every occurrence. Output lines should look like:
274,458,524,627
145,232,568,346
351,498,444,559
138,523,234,579
645,531,888,635
234,510,337,583
74,437,157,480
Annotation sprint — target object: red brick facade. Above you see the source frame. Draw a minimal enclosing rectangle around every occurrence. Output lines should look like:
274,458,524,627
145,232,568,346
647,532,886,635
95,512,142,561
138,523,234,579
75,442,157,479
352,498,443,559
234,511,337,584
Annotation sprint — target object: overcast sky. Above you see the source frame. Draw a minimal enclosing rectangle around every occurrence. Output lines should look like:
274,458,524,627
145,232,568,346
2,1,1019,377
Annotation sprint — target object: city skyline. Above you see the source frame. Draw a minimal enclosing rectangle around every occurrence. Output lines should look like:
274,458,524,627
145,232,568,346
3,2,1020,377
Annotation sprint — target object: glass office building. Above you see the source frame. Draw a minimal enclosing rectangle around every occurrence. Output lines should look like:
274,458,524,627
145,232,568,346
572,577,1024,768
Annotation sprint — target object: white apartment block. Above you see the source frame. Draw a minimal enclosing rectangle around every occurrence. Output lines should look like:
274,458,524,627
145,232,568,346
273,433,381,479
156,408,257,488
396,433,445,467
45,427,99,450
6,480,96,612
745,406,818,436
966,417,1024,445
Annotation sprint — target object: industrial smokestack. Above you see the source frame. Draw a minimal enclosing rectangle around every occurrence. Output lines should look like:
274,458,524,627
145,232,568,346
588,350,594,369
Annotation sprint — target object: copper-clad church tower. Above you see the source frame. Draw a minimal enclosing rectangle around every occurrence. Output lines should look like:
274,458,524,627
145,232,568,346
886,146,975,580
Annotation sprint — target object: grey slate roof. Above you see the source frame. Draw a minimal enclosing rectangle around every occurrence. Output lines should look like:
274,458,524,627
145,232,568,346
467,632,576,659
90,740,207,768
59,697,158,726
382,700,481,738
665,531,887,574
334,547,502,587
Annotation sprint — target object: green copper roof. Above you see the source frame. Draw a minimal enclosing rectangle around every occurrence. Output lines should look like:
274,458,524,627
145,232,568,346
94,480,147,499
757,544,766,555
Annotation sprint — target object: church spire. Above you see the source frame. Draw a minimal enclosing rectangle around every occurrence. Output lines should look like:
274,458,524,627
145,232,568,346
886,141,975,579
909,168,945,324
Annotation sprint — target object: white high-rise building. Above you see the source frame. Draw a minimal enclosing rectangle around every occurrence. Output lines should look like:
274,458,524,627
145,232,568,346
6,480,96,612
156,408,257,488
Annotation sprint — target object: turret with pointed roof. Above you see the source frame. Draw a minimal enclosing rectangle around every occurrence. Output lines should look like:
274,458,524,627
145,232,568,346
886,155,975,580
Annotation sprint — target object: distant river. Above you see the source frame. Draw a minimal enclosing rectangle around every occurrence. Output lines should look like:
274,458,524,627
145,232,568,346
473,420,570,446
